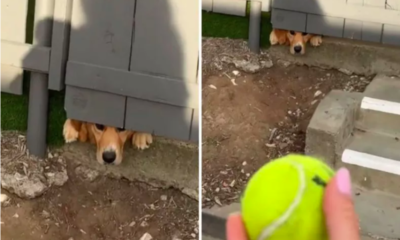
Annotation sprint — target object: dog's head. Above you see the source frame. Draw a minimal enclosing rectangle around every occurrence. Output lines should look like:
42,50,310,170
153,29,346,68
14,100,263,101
286,30,313,55
88,123,133,165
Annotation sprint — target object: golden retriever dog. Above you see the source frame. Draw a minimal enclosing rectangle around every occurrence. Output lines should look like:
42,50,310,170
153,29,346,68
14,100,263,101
269,29,322,54
63,119,152,165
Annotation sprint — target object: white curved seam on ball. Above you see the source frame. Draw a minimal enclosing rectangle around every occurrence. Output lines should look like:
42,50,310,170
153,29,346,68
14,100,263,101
256,161,306,240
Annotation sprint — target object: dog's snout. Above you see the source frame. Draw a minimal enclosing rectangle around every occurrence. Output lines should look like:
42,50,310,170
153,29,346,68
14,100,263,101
294,45,302,53
102,151,116,164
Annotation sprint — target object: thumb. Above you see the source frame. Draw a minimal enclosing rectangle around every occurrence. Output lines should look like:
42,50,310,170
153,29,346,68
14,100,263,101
323,168,360,240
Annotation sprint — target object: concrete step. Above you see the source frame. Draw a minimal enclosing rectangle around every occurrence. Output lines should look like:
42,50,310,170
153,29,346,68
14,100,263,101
202,187,400,239
339,130,400,195
357,75,400,138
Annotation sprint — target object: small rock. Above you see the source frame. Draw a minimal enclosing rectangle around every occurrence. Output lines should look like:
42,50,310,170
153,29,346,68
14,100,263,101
326,73,331,77
314,90,322,98
68,238,74,240
232,59,260,73
140,233,153,240
242,161,247,166
75,166,99,182
48,152,53,159
129,221,136,227
140,221,149,227
41,210,50,218
1,194,9,204
214,197,222,206
232,70,239,76
46,169,68,187
277,60,291,67
1,172,48,199
191,233,196,238
230,180,236,187
209,84,217,90
338,68,352,75
215,187,220,193
13,213,19,218
261,59,273,68
160,195,167,201
311,100,318,105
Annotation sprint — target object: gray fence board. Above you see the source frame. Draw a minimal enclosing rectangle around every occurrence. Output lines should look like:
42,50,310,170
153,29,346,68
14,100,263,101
306,15,344,37
125,98,193,140
130,0,199,81
48,0,73,91
1,40,51,73
64,0,199,142
344,19,363,40
271,9,306,32
65,61,198,109
68,0,135,69
362,22,382,42
382,24,400,46
213,0,247,16
65,86,126,128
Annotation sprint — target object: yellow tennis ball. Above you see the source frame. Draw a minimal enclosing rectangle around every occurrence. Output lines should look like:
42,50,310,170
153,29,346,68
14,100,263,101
241,154,335,240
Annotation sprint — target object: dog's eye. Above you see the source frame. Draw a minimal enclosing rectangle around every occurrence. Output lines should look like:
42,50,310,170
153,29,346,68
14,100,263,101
302,32,308,36
117,127,125,132
95,124,105,131
289,31,295,35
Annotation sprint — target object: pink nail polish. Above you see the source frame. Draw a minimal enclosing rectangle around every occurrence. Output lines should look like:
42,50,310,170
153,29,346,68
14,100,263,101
336,168,352,196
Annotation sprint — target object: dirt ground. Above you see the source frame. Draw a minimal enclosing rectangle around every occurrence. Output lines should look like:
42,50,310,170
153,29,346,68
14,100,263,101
201,37,372,208
1,132,198,240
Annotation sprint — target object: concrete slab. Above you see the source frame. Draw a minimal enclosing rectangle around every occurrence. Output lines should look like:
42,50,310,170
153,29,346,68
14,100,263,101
268,37,400,76
201,187,400,239
60,138,199,200
305,90,363,166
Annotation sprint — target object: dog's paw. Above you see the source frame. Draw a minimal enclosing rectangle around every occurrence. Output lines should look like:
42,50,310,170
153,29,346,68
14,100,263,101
132,133,153,150
63,119,79,143
310,36,322,47
269,31,279,45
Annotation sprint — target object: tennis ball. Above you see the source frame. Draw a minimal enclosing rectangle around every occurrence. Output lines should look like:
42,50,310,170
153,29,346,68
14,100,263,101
241,154,335,240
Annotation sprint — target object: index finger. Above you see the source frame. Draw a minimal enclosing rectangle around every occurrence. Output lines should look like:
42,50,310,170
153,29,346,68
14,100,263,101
226,213,248,240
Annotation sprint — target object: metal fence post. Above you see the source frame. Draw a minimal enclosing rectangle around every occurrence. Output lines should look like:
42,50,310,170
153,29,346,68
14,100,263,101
26,0,55,158
248,1,261,53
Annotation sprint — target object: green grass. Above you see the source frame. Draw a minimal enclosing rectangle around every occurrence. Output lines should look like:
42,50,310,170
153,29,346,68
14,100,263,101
1,78,66,146
202,9,273,48
1,0,66,146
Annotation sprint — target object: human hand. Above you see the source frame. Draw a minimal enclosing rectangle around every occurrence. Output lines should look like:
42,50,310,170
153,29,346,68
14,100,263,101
226,168,360,240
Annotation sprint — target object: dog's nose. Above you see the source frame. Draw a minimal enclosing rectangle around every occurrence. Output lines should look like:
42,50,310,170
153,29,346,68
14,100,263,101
294,45,302,53
102,151,116,164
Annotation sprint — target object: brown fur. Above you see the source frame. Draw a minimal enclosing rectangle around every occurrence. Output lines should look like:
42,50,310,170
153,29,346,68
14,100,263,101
269,28,322,54
63,119,152,165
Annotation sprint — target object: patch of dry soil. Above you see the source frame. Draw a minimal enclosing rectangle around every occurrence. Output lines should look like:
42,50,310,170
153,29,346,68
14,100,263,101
201,37,372,208
1,131,198,240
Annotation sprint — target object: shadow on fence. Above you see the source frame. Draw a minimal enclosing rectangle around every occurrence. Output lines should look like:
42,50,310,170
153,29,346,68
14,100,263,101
4,0,198,158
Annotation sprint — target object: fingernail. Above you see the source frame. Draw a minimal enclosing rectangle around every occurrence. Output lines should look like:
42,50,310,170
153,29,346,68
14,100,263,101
336,168,352,196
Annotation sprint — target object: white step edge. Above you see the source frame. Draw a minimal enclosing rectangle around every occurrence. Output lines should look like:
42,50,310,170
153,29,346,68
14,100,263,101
342,149,400,176
361,96,400,115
